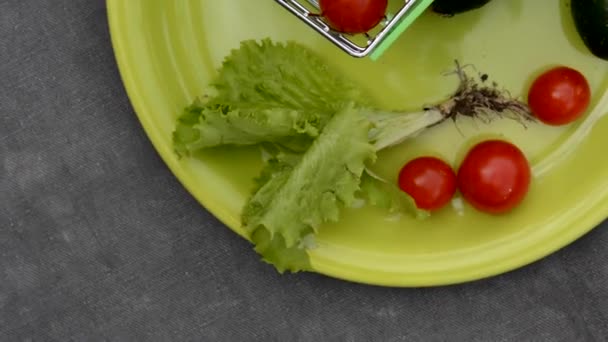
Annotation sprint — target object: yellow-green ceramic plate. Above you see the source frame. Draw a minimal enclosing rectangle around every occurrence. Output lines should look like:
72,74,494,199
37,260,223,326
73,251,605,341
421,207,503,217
107,0,608,287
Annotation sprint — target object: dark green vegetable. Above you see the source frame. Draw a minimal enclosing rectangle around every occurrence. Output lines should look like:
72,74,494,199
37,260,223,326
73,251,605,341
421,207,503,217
571,0,608,61
431,0,492,15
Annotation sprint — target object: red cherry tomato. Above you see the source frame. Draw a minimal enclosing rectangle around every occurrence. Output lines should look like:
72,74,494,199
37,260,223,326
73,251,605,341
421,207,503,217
319,0,388,34
527,66,591,126
398,156,457,211
457,140,531,214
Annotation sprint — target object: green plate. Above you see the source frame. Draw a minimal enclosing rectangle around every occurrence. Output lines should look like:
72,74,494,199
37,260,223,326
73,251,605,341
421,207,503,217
107,0,608,287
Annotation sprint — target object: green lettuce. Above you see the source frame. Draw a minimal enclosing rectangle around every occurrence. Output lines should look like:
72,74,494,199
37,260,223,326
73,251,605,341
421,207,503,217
242,104,374,272
172,39,435,273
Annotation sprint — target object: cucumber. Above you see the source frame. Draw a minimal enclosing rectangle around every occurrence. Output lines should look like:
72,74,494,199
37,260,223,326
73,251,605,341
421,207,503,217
431,0,493,16
571,0,608,60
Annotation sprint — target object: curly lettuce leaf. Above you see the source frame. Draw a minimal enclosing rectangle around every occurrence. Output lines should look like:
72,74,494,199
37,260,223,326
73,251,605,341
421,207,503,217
171,38,433,273
242,104,375,272
173,98,322,156
173,39,371,156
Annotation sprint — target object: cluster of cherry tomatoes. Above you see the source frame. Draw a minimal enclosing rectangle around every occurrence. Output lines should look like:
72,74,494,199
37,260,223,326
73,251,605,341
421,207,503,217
398,66,591,215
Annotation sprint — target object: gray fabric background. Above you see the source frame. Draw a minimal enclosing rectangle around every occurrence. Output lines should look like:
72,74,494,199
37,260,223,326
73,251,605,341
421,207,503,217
2,0,608,341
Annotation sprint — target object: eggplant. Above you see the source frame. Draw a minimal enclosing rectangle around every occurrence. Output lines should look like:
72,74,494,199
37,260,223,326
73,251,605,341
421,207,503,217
571,0,608,60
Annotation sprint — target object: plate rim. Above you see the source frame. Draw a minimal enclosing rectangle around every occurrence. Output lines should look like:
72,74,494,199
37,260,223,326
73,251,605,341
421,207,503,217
106,0,608,287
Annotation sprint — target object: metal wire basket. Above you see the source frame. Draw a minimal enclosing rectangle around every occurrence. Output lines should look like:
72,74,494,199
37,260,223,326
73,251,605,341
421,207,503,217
274,0,433,59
